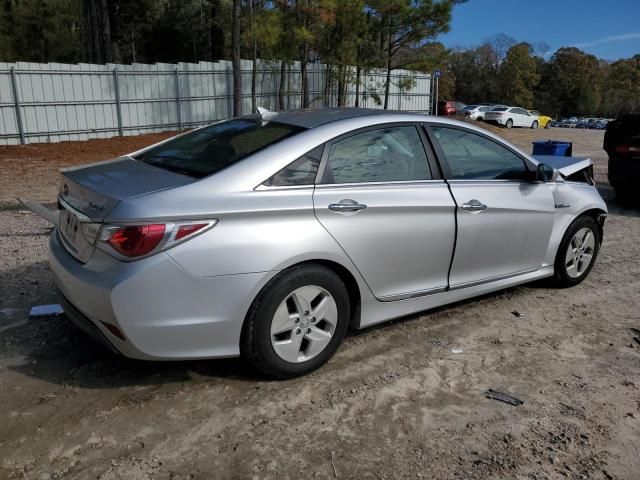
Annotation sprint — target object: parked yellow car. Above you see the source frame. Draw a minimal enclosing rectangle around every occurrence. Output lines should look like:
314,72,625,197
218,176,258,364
529,110,552,128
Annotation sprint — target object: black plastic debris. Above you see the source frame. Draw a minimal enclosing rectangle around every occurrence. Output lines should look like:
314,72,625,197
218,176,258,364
511,311,523,318
485,389,524,406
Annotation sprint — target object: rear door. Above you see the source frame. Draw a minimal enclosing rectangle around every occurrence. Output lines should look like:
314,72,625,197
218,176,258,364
313,124,456,301
426,124,555,288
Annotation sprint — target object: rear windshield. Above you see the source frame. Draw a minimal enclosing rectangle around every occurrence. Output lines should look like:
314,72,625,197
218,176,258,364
491,107,509,112
461,105,478,110
135,118,305,178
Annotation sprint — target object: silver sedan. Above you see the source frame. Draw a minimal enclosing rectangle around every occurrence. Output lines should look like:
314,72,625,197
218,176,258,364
45,108,607,378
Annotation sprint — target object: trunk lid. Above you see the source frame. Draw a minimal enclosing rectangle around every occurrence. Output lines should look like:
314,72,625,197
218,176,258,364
57,156,194,262
59,157,194,220
532,155,593,178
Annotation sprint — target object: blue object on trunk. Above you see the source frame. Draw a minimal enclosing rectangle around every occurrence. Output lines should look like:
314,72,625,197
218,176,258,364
532,140,572,157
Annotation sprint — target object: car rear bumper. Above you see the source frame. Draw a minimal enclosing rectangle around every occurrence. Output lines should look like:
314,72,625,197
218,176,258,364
48,229,274,360
485,117,505,125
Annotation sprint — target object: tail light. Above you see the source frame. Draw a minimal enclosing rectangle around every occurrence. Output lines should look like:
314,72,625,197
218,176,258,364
615,144,640,154
90,220,217,260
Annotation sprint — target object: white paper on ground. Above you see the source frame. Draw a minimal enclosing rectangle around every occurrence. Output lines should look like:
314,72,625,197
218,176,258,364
451,348,464,354
29,304,64,318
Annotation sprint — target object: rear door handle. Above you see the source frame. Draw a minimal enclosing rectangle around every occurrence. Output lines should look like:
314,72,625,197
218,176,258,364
328,199,368,213
461,199,487,212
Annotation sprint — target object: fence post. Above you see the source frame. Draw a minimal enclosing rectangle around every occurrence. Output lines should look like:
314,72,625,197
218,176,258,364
113,67,124,136
175,66,182,130
9,67,25,145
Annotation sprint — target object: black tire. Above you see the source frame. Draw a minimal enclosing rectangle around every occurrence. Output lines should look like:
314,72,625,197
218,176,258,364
549,215,601,288
241,264,350,379
505,119,513,128
531,120,539,129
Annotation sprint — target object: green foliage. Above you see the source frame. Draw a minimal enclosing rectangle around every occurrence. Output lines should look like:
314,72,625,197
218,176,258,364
0,1,638,117
498,42,540,108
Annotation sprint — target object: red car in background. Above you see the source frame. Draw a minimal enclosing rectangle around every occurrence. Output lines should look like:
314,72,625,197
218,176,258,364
437,100,466,116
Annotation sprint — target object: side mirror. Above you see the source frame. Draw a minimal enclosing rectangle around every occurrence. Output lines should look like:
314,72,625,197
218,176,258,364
536,163,556,182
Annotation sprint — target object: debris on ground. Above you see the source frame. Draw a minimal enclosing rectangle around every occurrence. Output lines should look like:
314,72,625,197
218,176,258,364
511,310,523,318
485,389,524,406
451,348,464,354
29,304,64,318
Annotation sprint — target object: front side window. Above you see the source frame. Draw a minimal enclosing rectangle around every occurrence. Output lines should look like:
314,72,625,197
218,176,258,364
136,118,305,178
324,126,431,184
431,127,527,180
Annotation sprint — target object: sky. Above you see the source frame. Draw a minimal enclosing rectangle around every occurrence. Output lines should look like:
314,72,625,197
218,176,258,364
439,0,640,61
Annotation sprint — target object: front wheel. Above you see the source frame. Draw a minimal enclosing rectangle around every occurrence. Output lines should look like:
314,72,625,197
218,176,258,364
241,264,350,378
549,216,600,288
505,119,513,128
531,120,539,129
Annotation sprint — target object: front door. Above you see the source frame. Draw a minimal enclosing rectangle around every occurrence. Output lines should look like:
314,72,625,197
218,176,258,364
313,124,456,300
428,125,555,287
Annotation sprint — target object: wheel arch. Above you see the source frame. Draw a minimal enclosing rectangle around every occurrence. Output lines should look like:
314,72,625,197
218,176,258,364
580,207,607,244
242,259,364,337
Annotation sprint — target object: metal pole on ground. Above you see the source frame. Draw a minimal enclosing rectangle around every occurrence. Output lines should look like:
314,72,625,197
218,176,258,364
175,67,182,130
10,67,25,144
113,67,124,136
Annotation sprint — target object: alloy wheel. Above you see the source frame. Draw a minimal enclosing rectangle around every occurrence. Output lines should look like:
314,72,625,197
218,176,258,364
270,285,338,363
565,227,595,279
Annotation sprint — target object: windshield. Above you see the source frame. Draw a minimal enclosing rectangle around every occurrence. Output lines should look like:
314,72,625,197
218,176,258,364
461,105,478,111
135,118,305,178
491,107,509,112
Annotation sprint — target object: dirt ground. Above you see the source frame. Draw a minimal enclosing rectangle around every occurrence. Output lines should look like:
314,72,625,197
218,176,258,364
1,124,639,480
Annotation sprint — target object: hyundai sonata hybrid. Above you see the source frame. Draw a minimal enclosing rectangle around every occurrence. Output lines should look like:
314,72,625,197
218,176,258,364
40,108,607,378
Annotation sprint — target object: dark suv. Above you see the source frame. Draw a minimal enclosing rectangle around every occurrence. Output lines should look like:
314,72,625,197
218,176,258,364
604,114,640,199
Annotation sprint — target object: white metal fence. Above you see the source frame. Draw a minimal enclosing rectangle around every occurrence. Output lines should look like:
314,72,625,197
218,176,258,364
0,59,433,145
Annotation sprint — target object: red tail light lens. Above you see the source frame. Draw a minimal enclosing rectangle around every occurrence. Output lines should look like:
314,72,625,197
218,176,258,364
108,224,166,257
97,220,217,260
615,144,640,154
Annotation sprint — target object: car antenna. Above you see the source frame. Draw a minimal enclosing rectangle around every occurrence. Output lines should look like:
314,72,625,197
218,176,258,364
257,106,278,124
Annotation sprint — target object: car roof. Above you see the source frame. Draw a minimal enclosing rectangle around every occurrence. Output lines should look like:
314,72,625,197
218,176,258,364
271,108,387,128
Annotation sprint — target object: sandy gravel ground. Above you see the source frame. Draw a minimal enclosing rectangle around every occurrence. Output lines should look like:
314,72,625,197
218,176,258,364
1,125,639,480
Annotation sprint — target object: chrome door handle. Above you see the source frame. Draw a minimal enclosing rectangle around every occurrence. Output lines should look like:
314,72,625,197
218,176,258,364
461,200,487,212
328,199,368,213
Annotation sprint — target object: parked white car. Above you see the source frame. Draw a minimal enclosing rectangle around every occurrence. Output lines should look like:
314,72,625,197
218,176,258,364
457,105,494,121
484,107,539,129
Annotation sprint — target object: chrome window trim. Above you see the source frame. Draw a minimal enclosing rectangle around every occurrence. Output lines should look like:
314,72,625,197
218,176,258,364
254,184,315,192
314,179,447,189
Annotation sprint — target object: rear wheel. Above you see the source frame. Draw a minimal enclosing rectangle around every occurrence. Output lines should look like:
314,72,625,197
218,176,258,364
531,120,539,129
241,264,350,378
550,216,600,288
505,119,513,128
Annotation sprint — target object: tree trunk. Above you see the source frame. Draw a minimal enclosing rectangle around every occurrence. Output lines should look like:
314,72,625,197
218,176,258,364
210,0,224,60
324,63,332,107
99,0,112,63
250,0,257,112
278,60,286,110
355,64,361,107
384,32,392,110
85,0,102,63
337,65,344,107
231,0,242,116
301,44,309,108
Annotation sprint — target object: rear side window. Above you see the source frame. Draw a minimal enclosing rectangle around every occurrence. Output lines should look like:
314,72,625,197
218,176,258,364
264,145,323,186
431,127,527,180
135,119,305,178
324,126,431,184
